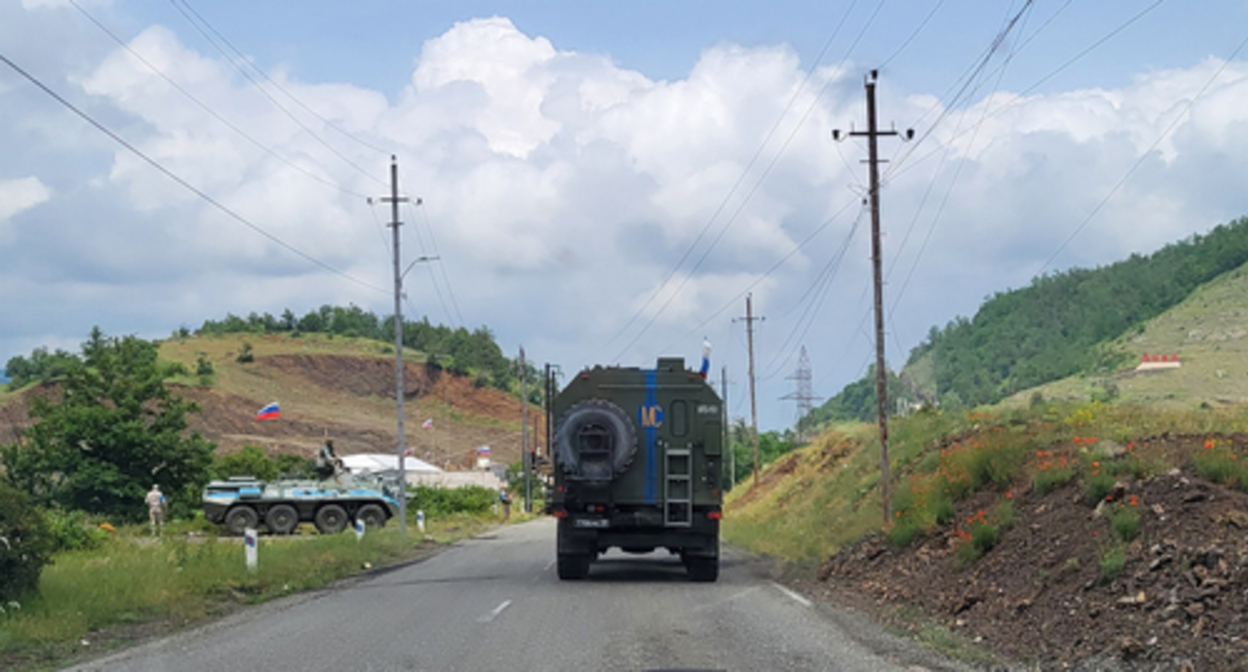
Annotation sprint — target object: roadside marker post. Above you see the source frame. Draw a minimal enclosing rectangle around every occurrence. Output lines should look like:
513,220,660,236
354,519,365,542
244,528,257,572
416,510,426,534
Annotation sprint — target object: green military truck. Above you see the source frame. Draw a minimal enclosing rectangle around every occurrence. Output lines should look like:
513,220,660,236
549,357,724,581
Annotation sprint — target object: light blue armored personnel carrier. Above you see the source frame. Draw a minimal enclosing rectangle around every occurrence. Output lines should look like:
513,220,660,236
202,471,402,536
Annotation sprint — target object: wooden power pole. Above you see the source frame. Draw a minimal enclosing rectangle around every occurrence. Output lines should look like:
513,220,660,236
834,71,912,526
735,294,764,486
381,156,410,534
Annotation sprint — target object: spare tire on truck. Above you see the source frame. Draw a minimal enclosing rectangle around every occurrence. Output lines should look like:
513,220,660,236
554,399,637,482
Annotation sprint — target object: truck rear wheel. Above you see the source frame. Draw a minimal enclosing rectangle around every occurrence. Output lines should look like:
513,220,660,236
314,504,348,534
686,556,718,582
557,553,591,580
265,504,298,535
224,506,259,536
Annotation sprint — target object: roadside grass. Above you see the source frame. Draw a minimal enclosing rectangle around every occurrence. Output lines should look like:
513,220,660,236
0,515,493,662
725,400,1248,566
890,605,1000,667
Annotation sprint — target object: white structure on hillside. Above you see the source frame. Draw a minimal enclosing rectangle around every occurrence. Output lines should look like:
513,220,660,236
341,452,504,491
341,453,440,474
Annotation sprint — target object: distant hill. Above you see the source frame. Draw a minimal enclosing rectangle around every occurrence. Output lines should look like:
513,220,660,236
806,215,1248,428
0,332,545,470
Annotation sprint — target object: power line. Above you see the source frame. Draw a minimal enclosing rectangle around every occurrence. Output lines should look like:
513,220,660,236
167,0,387,187
409,199,466,328
1040,29,1248,274
621,0,891,363
0,51,386,295
883,6,1031,345
878,0,948,70
884,0,1160,186
657,195,863,356
174,0,389,157
67,0,370,200
761,200,868,380
600,0,878,361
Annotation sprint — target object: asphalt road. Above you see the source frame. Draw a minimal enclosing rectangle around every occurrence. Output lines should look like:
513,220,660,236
67,519,963,672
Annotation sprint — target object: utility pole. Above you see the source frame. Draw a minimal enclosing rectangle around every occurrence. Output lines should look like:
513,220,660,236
735,294,764,486
833,71,912,526
520,347,531,513
720,365,732,488
381,156,410,534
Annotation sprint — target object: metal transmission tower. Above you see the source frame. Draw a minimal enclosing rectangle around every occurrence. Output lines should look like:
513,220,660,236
781,346,822,435
833,71,912,526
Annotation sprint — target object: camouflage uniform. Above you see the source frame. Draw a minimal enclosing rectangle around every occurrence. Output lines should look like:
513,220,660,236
145,485,166,535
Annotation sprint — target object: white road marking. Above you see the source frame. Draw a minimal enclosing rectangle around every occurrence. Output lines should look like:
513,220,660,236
477,599,512,623
544,559,556,571
771,582,812,608
692,586,761,613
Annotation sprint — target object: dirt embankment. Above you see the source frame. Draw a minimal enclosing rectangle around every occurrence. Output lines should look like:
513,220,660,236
1,354,546,470
815,439,1248,671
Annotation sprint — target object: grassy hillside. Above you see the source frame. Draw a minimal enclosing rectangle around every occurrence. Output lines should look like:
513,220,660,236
997,260,1248,409
900,215,1248,409
1,332,544,470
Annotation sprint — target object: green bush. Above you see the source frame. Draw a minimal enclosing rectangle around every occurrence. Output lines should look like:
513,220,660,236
1110,506,1141,541
1192,442,1248,491
0,482,54,601
211,445,278,481
407,485,496,517
1033,464,1075,494
1099,544,1126,582
1083,463,1117,505
42,508,106,553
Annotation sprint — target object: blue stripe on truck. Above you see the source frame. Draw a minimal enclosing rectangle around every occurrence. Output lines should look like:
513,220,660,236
644,368,657,504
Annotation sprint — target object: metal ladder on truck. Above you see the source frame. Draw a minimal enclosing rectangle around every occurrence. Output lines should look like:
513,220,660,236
665,446,692,527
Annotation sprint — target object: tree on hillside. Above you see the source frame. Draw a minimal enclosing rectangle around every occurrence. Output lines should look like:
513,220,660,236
0,328,214,521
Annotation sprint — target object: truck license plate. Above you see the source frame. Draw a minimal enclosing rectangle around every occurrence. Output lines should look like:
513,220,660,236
574,518,609,528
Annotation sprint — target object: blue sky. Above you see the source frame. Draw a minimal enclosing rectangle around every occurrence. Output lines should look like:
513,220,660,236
3,0,1248,432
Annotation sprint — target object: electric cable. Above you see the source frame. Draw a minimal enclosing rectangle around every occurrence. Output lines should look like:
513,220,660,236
68,0,370,200
1039,29,1248,273
617,0,891,363
0,51,386,295
174,0,389,156
167,0,387,187
599,0,873,360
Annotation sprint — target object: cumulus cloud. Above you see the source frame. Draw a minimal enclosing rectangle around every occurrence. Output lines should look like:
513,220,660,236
6,12,1248,427
0,176,50,243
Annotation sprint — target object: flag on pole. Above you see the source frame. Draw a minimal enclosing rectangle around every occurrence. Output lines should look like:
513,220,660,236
476,446,491,456
421,418,434,429
699,339,711,380
255,402,280,421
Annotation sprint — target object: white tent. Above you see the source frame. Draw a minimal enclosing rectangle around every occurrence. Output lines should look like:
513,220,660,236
340,453,441,474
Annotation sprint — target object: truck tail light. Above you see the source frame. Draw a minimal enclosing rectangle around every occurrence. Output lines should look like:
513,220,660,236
708,511,722,520
553,510,567,518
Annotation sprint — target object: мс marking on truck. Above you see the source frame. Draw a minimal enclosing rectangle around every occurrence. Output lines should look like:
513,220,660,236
548,357,723,581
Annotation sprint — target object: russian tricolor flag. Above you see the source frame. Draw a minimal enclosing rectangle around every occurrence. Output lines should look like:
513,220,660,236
699,339,711,380
255,402,280,420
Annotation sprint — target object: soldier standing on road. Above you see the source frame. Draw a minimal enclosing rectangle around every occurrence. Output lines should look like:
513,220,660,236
145,484,166,536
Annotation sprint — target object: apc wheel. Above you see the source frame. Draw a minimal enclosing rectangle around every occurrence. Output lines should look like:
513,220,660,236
557,553,591,580
224,506,259,537
357,504,387,529
314,504,349,534
686,556,719,582
265,504,299,535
